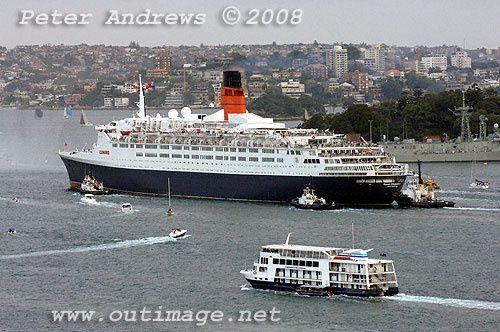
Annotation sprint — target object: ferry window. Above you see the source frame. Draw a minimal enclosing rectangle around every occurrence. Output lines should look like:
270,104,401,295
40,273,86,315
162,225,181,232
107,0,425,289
286,259,292,265
299,261,305,266
249,157,258,162
184,155,190,159
159,154,169,158
120,144,128,148
112,143,118,147
201,155,213,160
192,155,199,159
230,156,236,161
136,152,143,157
224,147,229,152
129,144,134,148
273,258,279,264
238,148,246,152
262,158,274,162
262,149,275,154
277,158,283,162
295,151,301,155
249,148,258,153
160,145,169,149
145,144,157,149
259,267,267,272
230,148,236,152
280,259,285,265
172,146,182,150
201,147,213,151
216,156,223,160
135,144,143,148
191,146,199,151
216,147,223,152
145,153,157,157
224,156,229,160
238,157,246,161
172,154,182,158
313,261,319,267
306,261,312,267
183,146,189,150
293,260,298,266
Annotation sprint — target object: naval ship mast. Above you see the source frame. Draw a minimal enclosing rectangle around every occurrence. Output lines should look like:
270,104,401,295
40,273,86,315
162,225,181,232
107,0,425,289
451,92,473,142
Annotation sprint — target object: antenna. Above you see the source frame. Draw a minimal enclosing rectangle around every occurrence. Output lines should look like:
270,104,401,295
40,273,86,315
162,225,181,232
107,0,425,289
351,222,354,249
285,232,293,245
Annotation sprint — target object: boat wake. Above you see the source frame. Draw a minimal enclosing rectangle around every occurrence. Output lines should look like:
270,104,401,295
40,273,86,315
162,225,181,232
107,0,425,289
445,206,500,212
388,293,500,311
0,236,178,260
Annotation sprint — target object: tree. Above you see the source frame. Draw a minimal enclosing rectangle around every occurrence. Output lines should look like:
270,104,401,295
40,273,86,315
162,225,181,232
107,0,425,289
381,79,403,100
343,45,361,60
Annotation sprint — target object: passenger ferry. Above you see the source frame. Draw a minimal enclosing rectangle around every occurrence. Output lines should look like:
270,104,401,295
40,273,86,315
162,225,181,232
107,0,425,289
59,71,408,206
240,234,399,297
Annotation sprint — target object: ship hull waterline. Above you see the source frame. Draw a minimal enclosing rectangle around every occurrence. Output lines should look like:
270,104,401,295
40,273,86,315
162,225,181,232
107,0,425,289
60,155,405,206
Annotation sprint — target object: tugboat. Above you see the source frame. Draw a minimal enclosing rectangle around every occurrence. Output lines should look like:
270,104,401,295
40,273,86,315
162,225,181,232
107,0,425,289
121,203,133,212
168,228,187,238
8,228,16,235
240,233,399,297
395,162,455,208
291,187,343,210
78,174,111,195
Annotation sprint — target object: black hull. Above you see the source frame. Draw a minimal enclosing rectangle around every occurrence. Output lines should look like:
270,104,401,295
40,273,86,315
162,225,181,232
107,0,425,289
395,195,455,208
248,279,399,297
60,156,405,206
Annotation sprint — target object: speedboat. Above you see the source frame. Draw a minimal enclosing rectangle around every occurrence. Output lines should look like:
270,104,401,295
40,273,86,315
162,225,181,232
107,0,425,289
166,208,175,216
8,228,16,235
121,203,133,212
80,194,96,203
12,197,19,203
470,179,489,189
290,187,343,210
168,228,187,238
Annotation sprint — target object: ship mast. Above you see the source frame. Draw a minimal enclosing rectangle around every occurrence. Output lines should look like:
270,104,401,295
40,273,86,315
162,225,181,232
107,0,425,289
452,92,472,142
135,74,146,118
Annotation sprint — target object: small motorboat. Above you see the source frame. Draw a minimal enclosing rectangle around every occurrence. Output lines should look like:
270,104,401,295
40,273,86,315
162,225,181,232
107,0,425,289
80,194,96,203
121,203,133,212
8,228,16,235
166,208,175,216
291,187,343,210
12,197,19,203
470,179,489,189
166,178,174,216
168,228,187,238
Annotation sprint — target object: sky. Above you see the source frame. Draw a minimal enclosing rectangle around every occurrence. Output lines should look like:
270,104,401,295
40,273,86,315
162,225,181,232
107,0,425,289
1,0,500,49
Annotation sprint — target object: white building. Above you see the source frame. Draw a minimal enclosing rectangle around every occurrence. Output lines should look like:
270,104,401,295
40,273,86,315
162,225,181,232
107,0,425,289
326,46,348,78
363,45,386,72
451,51,472,69
280,79,305,99
114,97,130,108
421,55,448,71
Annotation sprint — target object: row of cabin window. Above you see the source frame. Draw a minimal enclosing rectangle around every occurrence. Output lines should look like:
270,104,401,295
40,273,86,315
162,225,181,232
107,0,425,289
324,165,372,171
273,258,319,267
114,143,277,154
303,159,320,164
135,152,283,162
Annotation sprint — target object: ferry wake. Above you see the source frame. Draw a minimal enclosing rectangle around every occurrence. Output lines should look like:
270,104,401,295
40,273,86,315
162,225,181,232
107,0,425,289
59,71,408,206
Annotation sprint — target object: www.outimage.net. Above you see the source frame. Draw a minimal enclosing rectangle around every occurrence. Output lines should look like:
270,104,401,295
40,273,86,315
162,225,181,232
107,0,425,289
51,307,281,326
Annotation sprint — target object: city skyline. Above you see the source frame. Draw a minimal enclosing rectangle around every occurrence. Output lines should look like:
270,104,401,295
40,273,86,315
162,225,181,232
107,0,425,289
2,0,500,49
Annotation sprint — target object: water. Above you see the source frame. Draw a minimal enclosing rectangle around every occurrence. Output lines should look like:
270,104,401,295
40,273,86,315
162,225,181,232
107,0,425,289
1,108,499,331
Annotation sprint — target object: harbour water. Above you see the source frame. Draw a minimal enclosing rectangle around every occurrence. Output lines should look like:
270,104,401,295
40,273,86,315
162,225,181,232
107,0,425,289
1,108,500,331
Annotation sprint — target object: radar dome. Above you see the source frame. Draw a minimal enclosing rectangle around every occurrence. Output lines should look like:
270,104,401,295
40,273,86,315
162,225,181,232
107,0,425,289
181,107,192,118
494,123,499,130
168,109,178,119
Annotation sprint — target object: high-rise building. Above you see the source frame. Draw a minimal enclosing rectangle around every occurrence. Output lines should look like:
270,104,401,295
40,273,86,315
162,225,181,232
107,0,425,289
326,46,348,78
421,55,448,71
364,45,386,72
451,51,472,69
343,70,369,93
154,53,172,70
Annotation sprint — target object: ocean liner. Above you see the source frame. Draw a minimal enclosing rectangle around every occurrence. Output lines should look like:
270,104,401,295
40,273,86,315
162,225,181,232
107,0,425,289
59,71,408,206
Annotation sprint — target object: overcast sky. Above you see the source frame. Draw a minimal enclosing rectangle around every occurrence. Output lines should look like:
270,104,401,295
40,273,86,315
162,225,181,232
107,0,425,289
1,0,499,49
